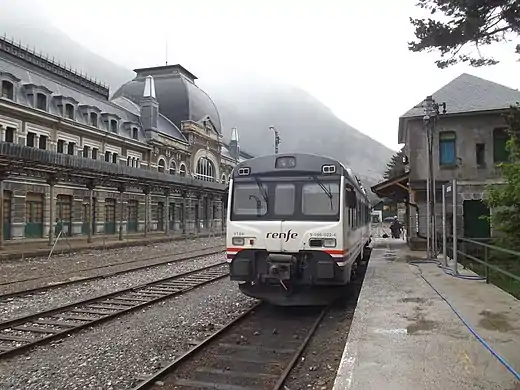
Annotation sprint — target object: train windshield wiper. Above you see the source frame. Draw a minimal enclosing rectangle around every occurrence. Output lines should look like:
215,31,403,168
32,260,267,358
254,176,269,206
312,176,334,210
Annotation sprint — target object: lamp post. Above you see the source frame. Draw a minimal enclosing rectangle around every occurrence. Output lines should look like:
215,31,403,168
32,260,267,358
269,126,280,155
421,96,446,260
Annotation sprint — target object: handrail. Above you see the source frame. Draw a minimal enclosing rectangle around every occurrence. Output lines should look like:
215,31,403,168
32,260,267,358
0,142,226,192
448,235,520,286
457,236,520,258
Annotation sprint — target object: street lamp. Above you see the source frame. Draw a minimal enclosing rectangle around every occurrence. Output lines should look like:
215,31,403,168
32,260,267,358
420,96,447,260
269,126,281,155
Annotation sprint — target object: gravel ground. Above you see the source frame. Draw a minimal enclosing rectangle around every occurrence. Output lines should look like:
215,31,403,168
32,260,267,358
0,236,224,285
0,252,226,321
283,267,368,390
0,278,257,390
283,302,356,390
0,236,224,293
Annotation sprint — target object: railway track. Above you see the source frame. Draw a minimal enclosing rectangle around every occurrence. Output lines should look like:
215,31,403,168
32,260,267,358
0,262,229,359
0,246,224,299
132,302,328,390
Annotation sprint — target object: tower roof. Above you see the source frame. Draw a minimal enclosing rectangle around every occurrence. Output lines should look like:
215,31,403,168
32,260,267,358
113,64,221,134
143,75,156,99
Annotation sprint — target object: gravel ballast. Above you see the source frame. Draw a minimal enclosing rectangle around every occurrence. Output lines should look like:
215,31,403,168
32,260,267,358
0,236,224,294
0,278,257,390
0,236,224,285
0,252,226,321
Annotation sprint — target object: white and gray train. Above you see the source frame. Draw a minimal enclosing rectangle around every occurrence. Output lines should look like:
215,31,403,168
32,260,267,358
226,153,372,306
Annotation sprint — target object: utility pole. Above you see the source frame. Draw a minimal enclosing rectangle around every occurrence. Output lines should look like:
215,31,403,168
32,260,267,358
269,126,280,154
421,96,447,260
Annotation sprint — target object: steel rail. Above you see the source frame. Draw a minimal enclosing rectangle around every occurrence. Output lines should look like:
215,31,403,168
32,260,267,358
0,262,229,359
132,303,328,390
0,247,224,299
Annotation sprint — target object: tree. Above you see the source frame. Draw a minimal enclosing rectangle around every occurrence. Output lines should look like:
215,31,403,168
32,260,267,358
483,104,520,250
383,147,406,180
408,0,520,68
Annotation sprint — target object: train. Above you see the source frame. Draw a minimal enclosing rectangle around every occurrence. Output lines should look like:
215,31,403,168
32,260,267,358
225,153,373,306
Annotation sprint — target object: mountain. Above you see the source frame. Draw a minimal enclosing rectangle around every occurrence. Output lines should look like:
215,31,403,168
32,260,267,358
0,2,393,190
201,80,392,185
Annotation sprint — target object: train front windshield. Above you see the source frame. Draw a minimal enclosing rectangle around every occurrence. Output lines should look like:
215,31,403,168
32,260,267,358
231,176,341,221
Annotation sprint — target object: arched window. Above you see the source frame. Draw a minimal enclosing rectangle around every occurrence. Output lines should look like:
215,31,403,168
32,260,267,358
196,157,216,182
1,81,14,100
127,156,131,166
221,173,226,183
179,163,186,177
158,159,166,173
169,161,176,175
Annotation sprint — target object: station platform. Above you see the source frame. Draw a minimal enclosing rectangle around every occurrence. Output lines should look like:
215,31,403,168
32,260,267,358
333,238,520,390
0,231,224,260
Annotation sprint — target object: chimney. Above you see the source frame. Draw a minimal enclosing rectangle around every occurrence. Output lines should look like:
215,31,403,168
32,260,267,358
140,75,159,136
229,127,240,161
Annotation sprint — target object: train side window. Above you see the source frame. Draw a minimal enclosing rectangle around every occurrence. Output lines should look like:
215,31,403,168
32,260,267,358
345,186,356,209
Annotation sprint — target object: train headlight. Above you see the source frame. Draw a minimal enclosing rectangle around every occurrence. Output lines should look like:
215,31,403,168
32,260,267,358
232,237,245,246
322,238,337,247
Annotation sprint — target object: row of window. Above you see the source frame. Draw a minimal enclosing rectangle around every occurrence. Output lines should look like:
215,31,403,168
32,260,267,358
439,128,510,166
1,80,140,140
157,156,229,183
3,125,229,183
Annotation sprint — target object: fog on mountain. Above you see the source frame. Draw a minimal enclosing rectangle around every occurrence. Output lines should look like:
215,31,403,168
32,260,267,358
0,1,393,191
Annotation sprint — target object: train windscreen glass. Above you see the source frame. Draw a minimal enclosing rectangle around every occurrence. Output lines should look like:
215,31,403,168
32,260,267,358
232,183,268,216
231,176,341,221
301,182,340,215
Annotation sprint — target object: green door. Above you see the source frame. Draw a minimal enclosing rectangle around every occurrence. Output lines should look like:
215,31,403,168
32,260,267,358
55,195,72,236
157,202,164,231
82,200,96,235
463,200,491,238
127,200,138,233
25,195,44,238
169,202,175,231
105,199,116,234
3,196,11,240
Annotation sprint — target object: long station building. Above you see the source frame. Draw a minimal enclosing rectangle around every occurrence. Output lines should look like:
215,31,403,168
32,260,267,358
0,36,251,245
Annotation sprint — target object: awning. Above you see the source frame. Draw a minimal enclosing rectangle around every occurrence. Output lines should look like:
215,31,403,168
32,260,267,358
371,173,409,202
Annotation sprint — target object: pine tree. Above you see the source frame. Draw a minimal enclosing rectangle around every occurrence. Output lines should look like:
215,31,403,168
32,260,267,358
383,147,406,180
483,104,520,250
408,0,520,68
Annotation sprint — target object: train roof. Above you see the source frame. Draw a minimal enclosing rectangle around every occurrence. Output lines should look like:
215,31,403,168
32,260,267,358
232,153,369,202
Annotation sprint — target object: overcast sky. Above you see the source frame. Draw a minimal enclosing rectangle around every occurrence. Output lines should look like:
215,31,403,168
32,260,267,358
17,0,520,151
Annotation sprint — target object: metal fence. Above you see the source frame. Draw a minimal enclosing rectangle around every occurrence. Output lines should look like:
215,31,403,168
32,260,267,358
438,179,520,299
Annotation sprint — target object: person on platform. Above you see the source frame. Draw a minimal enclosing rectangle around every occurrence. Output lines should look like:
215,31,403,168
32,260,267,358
390,217,402,239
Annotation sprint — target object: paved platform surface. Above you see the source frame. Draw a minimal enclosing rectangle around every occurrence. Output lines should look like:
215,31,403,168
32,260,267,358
333,238,520,390
0,231,224,260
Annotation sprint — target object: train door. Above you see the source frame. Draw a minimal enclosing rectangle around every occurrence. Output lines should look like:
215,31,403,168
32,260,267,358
274,183,293,253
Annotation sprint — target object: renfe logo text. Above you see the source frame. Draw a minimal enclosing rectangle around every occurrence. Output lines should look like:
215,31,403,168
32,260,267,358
266,230,298,242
